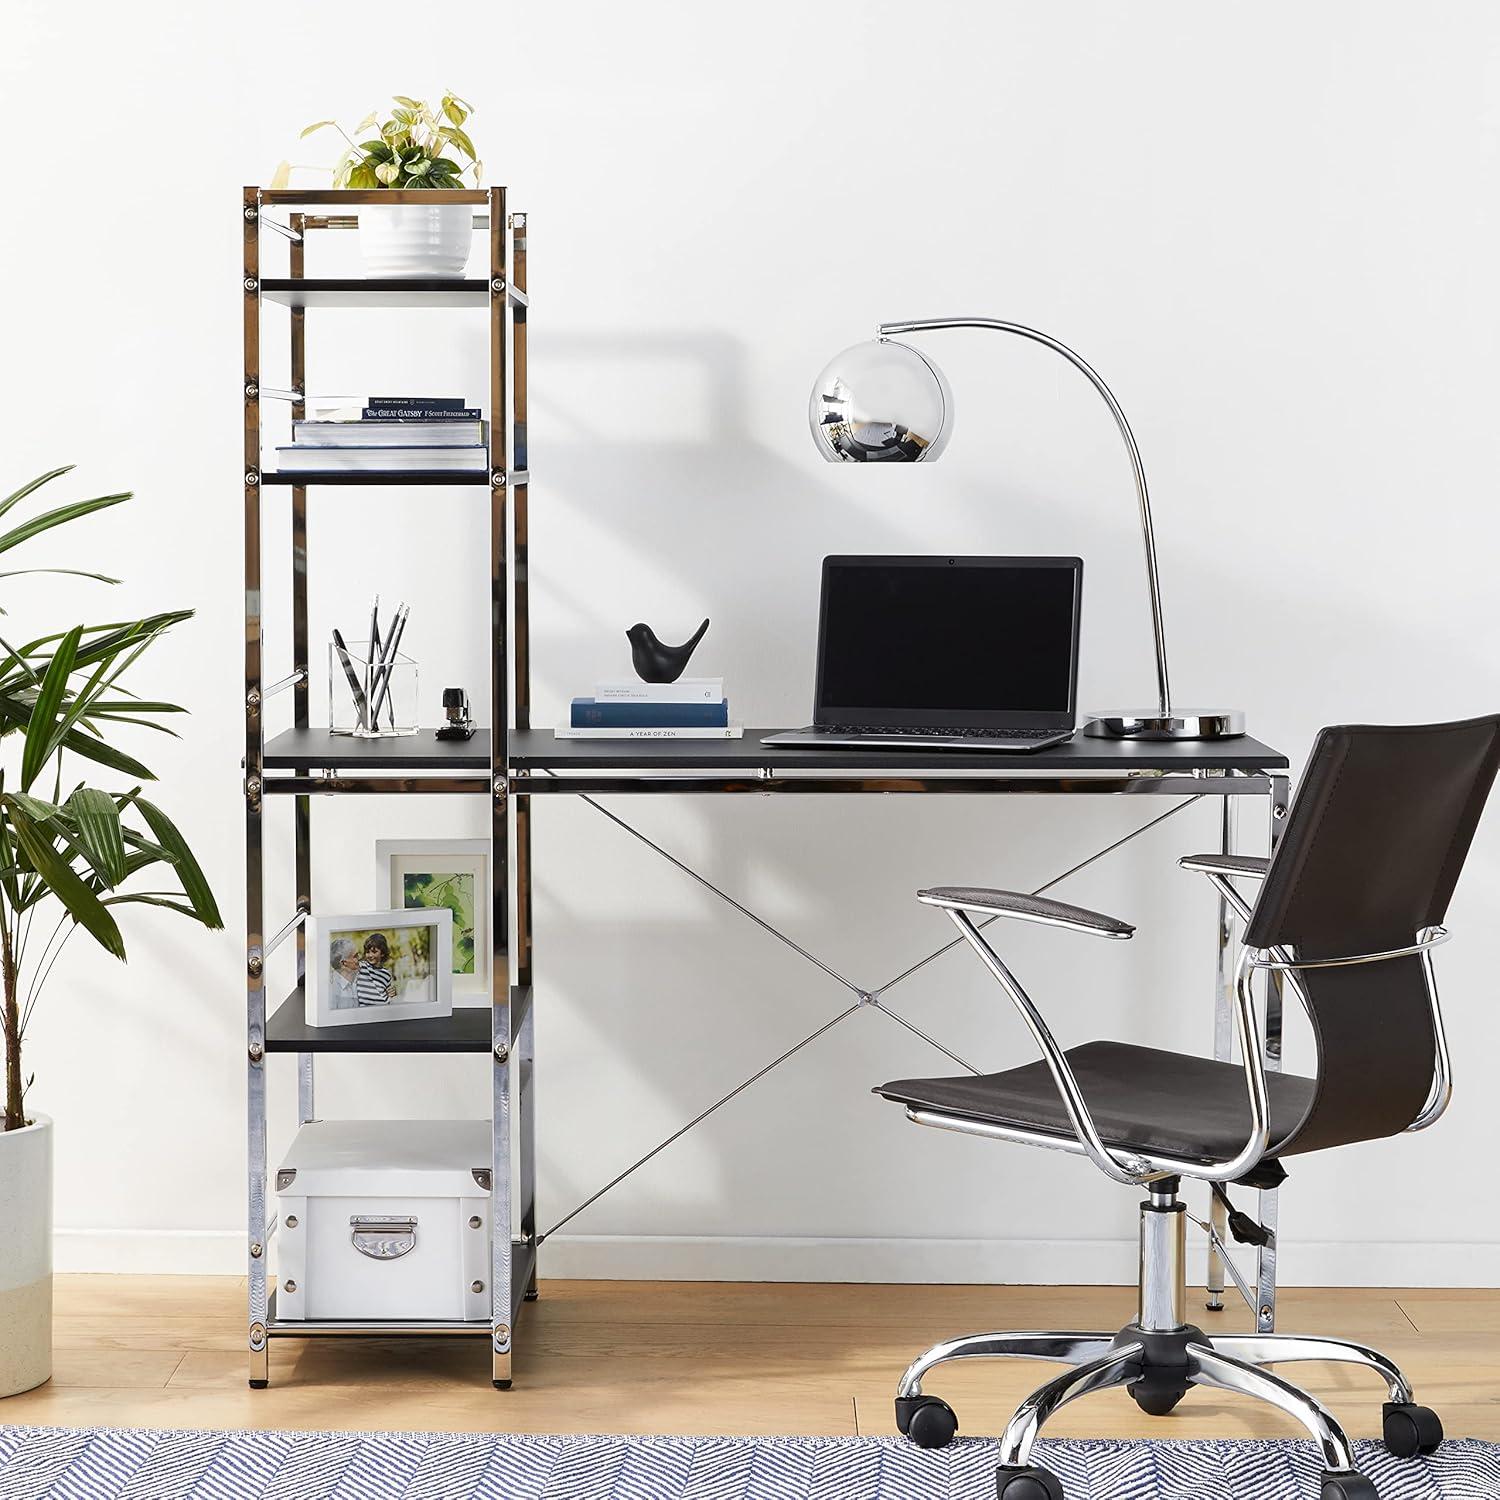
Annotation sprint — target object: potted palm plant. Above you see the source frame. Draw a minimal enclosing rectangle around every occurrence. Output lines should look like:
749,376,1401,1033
277,93,483,278
0,467,221,1398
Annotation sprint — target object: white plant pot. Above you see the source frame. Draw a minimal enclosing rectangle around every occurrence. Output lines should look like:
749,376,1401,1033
0,1113,52,1397
358,202,473,279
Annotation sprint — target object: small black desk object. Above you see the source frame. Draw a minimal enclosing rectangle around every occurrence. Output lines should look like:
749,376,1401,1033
436,686,476,741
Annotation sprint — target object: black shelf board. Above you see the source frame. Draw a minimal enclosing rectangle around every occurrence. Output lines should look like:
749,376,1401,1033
260,278,489,309
507,728,1290,774
265,989,512,1052
262,468,489,486
264,727,492,772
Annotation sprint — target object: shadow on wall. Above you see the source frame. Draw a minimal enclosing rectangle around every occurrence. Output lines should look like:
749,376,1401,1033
524,326,881,709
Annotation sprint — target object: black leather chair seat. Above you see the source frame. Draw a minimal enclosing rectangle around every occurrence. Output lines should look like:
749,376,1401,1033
877,1041,1318,1164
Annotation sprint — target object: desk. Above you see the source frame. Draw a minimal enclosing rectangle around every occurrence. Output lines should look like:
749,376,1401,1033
508,730,1293,1349
256,726,1290,1382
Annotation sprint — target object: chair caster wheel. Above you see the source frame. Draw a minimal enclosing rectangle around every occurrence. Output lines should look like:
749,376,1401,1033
996,1463,1065,1500
895,1394,957,1448
248,1379,267,1390
1320,1471,1378,1500
1128,1383,1185,1416
1383,1401,1443,1457
492,1378,512,1390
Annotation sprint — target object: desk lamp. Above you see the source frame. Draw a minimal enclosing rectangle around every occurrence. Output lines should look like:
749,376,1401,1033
808,318,1243,741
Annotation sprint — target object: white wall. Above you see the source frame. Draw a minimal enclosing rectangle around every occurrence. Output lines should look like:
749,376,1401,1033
2,0,1498,1288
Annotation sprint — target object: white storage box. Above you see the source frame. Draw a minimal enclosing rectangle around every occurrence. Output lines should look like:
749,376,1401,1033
275,1119,491,1322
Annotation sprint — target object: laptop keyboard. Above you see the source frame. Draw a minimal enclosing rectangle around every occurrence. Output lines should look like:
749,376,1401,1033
818,725,1063,740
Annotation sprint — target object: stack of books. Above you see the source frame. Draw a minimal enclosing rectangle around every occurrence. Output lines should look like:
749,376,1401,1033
276,396,488,474
559,678,741,739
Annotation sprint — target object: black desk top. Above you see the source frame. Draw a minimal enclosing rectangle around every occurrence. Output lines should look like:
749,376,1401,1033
259,726,1288,778
507,729,1289,774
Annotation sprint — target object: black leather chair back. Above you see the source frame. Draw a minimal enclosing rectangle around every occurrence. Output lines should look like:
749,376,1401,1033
1247,717,1500,1155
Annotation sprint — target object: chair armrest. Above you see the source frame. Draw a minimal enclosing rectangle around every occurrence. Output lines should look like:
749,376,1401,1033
1177,853,1270,879
927,904,1271,1185
1245,926,1451,972
918,887,1133,939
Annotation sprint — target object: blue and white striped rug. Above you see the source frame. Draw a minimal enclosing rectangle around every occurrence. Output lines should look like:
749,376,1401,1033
0,1426,1496,1498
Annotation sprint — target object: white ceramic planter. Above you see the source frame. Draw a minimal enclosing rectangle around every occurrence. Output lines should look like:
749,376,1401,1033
358,202,473,279
0,1113,52,1397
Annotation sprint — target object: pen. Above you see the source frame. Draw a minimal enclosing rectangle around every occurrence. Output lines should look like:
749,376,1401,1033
369,603,409,728
366,594,381,708
332,628,369,730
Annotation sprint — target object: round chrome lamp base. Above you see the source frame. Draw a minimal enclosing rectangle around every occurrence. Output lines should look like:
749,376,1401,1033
1083,709,1246,742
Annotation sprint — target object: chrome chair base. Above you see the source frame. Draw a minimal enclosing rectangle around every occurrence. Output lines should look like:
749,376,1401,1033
895,1193,1441,1500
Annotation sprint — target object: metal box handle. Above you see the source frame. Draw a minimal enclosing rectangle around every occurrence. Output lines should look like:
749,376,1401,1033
349,1215,417,1261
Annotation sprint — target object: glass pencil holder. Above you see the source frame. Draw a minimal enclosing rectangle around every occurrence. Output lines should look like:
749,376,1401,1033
329,640,419,738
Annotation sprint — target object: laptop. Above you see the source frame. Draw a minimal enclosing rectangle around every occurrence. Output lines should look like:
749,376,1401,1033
763,555,1083,752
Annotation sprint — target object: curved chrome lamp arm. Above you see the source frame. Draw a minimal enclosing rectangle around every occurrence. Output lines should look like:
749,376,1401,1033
878,316,1171,718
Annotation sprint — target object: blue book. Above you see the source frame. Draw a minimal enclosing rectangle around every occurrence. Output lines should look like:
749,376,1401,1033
361,406,482,421
571,697,729,728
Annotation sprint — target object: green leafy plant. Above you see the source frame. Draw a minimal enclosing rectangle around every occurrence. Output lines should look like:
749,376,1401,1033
272,93,481,191
0,467,223,1133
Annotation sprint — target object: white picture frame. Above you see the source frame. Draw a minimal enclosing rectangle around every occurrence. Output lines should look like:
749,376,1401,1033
375,838,491,1003
305,908,453,1028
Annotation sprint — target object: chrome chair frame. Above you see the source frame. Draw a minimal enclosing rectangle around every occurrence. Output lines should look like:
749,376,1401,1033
895,865,1456,1489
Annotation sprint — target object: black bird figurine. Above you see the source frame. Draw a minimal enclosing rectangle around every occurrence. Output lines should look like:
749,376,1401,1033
627,618,710,683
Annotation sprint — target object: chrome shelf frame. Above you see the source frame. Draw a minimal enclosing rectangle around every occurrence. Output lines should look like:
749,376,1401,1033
243,186,533,1390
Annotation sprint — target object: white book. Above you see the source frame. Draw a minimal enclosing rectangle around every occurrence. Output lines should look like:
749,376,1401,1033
292,420,487,448
273,445,487,472
553,724,743,740
593,678,724,703
303,397,368,420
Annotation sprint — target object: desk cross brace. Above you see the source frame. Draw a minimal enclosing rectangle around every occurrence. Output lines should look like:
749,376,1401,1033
536,793,1206,1246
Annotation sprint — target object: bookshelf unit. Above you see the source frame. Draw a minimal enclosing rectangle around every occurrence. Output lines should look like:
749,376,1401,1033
242,186,533,1388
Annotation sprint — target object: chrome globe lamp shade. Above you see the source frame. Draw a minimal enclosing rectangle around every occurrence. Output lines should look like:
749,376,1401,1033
809,339,953,463
807,319,1244,741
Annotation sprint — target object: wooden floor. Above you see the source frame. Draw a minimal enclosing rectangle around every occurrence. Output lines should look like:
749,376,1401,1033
4,1277,1498,1440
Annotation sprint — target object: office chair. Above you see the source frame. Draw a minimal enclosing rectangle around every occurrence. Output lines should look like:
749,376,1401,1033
875,717,1500,1500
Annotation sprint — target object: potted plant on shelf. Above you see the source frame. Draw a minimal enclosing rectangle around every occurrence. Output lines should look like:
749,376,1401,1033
0,466,221,1398
277,93,483,279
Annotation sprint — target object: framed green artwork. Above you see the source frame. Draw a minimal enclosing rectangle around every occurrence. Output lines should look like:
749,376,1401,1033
375,838,490,1001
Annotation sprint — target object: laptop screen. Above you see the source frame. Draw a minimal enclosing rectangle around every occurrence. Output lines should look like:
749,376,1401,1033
815,556,1082,729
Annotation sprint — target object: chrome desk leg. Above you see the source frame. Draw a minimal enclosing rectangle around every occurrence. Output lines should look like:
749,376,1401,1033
1257,773,1291,1334
1207,794,1237,1312
297,1053,315,1127
518,999,538,1301
294,799,313,1125
243,191,269,1388
491,997,513,1388
489,187,514,1390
